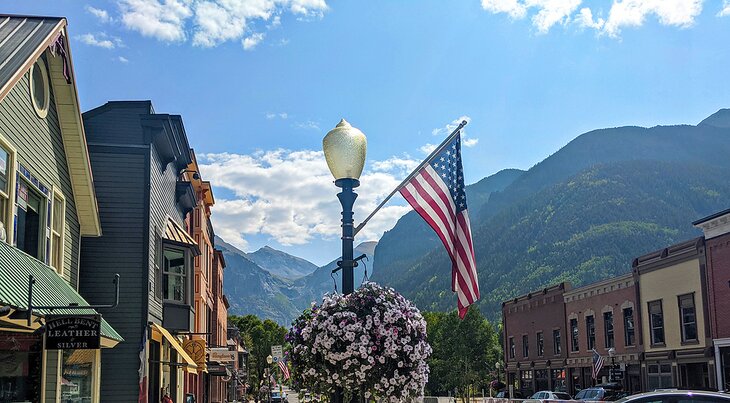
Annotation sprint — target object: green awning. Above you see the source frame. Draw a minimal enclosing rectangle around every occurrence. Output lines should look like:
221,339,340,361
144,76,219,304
0,241,123,343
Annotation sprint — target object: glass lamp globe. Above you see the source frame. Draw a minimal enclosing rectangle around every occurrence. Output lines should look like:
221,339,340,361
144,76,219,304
322,119,367,180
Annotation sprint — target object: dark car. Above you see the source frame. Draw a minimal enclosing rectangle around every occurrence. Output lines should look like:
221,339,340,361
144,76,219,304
615,390,730,402
575,386,623,401
495,390,525,399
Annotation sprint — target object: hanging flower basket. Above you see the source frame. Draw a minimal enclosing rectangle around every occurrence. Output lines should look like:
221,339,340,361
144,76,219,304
287,282,432,402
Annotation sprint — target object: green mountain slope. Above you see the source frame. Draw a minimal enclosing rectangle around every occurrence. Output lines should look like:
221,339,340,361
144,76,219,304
245,245,318,279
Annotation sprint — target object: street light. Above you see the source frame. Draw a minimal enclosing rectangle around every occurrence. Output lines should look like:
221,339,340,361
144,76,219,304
323,119,367,295
608,347,616,383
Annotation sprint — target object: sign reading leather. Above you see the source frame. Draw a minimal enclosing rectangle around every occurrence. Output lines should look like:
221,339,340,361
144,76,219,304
45,314,101,349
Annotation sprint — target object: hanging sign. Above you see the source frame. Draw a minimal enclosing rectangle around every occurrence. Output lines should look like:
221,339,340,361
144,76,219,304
209,347,236,363
45,314,101,350
183,339,207,371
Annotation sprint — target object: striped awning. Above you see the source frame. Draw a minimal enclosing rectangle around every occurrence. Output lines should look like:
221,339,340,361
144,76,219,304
164,218,200,255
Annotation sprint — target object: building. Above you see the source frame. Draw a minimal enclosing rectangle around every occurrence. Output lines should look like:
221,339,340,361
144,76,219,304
502,283,570,396
0,15,122,402
227,324,250,401
563,274,642,394
80,101,201,402
632,237,716,391
694,209,730,391
210,249,230,401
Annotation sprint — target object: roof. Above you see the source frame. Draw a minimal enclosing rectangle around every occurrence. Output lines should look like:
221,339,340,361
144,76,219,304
692,208,730,225
632,237,704,273
165,217,201,255
0,240,123,342
0,15,101,236
0,15,62,98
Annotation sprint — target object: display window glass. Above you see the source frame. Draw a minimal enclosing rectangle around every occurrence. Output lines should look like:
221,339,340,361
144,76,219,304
0,332,42,402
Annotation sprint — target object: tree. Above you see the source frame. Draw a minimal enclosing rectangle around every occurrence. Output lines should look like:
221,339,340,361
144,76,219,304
424,306,502,401
229,314,288,388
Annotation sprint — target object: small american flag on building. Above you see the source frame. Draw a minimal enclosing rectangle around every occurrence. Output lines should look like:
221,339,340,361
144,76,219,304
278,359,290,381
592,349,605,380
398,131,479,318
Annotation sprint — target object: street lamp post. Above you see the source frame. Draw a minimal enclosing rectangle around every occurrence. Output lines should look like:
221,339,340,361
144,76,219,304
323,119,367,403
608,347,616,383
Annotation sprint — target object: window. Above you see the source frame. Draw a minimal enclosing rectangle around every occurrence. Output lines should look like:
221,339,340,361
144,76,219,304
29,59,50,119
586,315,595,350
509,337,515,359
154,231,162,300
50,191,65,274
163,247,188,303
604,311,614,348
0,139,15,243
16,179,46,260
62,349,95,401
553,329,561,355
647,364,673,390
623,307,635,346
678,294,698,342
570,318,579,351
522,334,529,358
537,332,544,356
520,370,533,393
649,300,665,345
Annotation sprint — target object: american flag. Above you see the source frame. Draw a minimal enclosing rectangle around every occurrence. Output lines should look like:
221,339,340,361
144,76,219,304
399,132,479,318
278,359,290,381
592,349,605,380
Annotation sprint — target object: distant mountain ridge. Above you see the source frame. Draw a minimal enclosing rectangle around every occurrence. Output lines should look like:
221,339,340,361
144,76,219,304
245,245,318,279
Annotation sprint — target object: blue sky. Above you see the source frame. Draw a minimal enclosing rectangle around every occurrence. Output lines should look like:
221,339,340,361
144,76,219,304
5,0,730,265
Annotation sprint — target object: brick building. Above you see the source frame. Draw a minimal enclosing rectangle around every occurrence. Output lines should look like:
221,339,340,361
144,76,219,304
563,274,642,395
632,238,715,391
694,209,730,391
503,283,570,396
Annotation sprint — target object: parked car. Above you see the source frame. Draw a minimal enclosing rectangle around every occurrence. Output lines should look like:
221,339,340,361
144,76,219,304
575,386,623,401
530,390,574,401
495,390,525,398
615,390,730,402
271,390,288,403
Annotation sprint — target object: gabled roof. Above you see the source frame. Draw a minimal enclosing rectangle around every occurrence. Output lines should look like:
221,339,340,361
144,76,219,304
0,15,101,236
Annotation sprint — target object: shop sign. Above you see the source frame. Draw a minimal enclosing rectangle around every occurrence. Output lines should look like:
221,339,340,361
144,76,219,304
45,314,101,350
183,339,207,369
209,347,236,363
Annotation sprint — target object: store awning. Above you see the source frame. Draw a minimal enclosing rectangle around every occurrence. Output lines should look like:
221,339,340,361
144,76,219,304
0,241,123,346
151,323,198,373
164,218,200,255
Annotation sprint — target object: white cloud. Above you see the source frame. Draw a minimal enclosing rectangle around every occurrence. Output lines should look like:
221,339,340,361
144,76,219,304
199,149,416,250
242,32,265,50
603,0,703,36
266,112,288,120
419,143,437,155
481,0,581,33
463,138,479,147
481,0,705,36
119,0,192,42
86,5,112,23
295,120,320,130
720,1,730,16
117,0,327,48
430,115,479,149
118,56,130,63
76,33,116,49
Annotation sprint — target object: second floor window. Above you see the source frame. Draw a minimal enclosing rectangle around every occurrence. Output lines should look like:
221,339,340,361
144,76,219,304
509,337,515,359
678,293,698,342
16,179,46,261
553,329,561,355
537,332,544,356
522,334,529,358
50,192,65,274
163,247,189,303
586,315,596,350
649,300,665,345
0,142,12,243
623,307,635,346
570,318,579,351
604,311,614,348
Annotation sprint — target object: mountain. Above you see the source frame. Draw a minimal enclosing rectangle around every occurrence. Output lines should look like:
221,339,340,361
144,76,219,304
245,245,318,279
371,168,524,287
371,110,730,320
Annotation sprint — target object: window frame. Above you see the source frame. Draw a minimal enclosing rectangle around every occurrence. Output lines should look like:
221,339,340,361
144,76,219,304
648,299,665,346
16,175,49,262
29,59,50,119
537,331,544,357
623,307,635,347
162,244,191,304
50,189,65,275
0,133,16,244
570,318,579,352
553,328,561,355
604,311,615,349
586,315,596,350
678,293,698,343
522,334,529,358
509,336,515,359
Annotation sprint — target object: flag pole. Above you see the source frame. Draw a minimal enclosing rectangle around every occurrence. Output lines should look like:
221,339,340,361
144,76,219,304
353,119,468,236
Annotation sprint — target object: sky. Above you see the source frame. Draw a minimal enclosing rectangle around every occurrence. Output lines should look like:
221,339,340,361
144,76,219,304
4,0,730,265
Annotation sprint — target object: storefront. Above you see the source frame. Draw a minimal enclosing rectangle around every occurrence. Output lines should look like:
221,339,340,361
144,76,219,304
149,323,199,403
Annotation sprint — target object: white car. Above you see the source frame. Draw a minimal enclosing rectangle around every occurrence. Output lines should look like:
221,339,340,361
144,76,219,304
615,390,730,402
529,390,574,401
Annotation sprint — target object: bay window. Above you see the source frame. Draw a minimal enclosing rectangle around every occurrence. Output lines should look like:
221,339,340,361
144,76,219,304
163,247,189,303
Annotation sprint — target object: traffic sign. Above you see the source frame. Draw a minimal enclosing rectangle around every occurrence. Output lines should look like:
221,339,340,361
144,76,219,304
271,345,283,362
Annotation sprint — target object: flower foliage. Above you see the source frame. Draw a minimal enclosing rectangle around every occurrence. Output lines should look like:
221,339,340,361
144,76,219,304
286,282,432,401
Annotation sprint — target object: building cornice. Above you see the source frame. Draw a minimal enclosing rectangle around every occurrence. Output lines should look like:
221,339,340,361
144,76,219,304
694,210,730,240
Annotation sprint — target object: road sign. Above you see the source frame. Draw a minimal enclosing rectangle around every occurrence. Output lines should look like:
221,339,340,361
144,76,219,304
271,345,283,362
